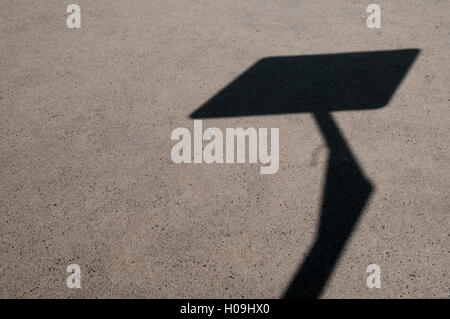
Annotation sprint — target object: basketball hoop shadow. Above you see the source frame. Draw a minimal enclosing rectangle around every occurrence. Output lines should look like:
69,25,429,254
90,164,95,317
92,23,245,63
190,49,419,298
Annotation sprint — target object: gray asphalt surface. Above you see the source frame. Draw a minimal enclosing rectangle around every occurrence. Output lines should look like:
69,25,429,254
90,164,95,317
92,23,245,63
0,0,449,298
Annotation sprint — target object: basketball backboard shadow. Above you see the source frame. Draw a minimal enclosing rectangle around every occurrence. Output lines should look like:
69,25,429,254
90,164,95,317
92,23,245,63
191,49,419,118
190,49,419,298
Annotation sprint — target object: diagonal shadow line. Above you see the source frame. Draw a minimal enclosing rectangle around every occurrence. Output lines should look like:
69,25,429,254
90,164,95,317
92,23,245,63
189,49,419,298
283,110,373,298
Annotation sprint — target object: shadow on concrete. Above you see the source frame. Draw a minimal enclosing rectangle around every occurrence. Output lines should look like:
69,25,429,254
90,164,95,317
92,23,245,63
190,49,419,298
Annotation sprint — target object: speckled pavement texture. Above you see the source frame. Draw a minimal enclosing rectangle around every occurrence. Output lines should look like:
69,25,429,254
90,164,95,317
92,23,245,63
0,0,448,298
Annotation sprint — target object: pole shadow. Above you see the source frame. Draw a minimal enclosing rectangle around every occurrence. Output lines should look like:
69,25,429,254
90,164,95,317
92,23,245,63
189,49,419,298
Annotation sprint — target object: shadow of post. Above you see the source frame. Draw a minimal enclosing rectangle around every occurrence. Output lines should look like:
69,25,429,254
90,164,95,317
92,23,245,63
283,110,372,298
189,49,419,298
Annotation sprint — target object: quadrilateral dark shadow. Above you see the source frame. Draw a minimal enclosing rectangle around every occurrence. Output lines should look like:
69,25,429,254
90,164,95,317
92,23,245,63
190,49,419,298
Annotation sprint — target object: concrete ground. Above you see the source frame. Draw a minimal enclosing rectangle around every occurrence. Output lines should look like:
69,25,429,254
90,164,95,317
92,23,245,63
0,0,448,298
